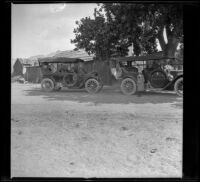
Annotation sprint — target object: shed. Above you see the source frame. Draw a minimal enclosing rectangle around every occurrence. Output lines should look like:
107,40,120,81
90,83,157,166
12,58,23,76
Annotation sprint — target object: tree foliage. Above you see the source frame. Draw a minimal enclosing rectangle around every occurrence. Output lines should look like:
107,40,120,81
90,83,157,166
71,3,183,60
71,10,129,60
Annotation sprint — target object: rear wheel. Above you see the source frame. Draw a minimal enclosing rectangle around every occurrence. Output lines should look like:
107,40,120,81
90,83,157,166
150,70,168,88
63,73,78,87
41,78,54,92
120,78,137,95
174,77,183,97
85,78,100,94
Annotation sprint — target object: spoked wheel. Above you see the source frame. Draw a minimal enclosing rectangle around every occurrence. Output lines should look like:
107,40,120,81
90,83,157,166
63,73,78,87
120,78,137,95
85,78,100,94
41,78,54,92
174,77,183,97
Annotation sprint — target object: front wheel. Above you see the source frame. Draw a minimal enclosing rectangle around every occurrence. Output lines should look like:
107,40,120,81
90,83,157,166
41,78,54,92
120,78,137,95
174,77,183,97
85,78,100,94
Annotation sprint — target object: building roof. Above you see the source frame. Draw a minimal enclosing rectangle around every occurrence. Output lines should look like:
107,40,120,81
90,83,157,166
15,58,37,66
113,51,175,62
38,57,84,63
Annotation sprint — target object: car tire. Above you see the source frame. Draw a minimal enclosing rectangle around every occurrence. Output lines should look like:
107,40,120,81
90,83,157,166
120,78,137,95
174,77,183,97
85,78,100,94
41,78,54,92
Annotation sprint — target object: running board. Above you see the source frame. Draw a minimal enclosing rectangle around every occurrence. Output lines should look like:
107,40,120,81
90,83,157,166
146,81,172,91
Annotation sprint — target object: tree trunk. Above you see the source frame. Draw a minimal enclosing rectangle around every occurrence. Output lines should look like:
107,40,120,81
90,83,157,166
157,25,166,51
163,24,179,58
157,28,179,58
164,35,179,58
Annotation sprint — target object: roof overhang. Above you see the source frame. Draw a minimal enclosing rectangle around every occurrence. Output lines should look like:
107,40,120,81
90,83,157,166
38,57,84,63
111,52,175,62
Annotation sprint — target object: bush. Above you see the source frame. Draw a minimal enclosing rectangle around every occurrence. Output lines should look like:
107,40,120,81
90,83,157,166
11,75,25,83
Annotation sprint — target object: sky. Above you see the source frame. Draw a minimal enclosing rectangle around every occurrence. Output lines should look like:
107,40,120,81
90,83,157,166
12,3,98,58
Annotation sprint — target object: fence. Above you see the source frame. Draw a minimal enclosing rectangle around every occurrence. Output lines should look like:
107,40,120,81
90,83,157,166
84,60,116,85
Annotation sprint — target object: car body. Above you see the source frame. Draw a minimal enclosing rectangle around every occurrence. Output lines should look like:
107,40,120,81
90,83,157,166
110,53,183,96
38,57,103,93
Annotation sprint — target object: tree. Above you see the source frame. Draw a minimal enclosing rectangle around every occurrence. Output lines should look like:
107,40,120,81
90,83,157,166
175,43,183,64
101,3,183,57
71,3,183,59
71,11,128,60
13,59,23,76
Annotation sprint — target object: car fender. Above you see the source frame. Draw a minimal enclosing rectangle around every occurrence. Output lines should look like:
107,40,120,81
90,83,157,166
121,75,137,83
167,75,183,87
42,76,56,83
177,72,183,76
84,75,100,83
173,74,183,82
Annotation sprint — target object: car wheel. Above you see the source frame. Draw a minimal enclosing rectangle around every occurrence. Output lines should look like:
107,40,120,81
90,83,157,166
41,78,54,92
85,78,100,94
174,77,183,97
120,78,137,95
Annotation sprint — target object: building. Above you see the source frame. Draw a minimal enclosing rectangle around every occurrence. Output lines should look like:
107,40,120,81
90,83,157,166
12,58,24,76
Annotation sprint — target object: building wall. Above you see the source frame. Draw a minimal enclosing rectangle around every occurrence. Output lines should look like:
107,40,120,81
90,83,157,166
25,66,42,83
93,61,113,85
84,60,116,85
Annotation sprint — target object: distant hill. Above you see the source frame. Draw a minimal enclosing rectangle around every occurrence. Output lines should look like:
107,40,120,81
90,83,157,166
12,49,94,64
30,49,94,61
46,50,62,57
28,54,45,60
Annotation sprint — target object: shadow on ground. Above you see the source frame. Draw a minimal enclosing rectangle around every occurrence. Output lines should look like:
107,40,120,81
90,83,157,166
24,86,183,105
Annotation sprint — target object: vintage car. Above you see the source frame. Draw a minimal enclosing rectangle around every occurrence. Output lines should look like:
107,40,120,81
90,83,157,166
110,53,183,96
38,57,103,94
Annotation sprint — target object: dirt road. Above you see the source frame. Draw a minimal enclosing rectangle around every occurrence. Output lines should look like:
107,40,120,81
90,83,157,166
11,83,183,177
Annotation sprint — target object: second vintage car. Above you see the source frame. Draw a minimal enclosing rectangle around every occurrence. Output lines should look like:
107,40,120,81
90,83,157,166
110,53,183,96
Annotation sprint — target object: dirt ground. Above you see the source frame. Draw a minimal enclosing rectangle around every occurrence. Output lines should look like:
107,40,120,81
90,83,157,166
11,83,183,178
